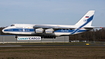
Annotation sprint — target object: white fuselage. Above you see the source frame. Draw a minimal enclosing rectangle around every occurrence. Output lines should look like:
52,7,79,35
2,24,87,36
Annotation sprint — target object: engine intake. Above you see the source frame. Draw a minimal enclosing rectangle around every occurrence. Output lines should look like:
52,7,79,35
35,28,44,33
45,28,54,34
35,28,54,34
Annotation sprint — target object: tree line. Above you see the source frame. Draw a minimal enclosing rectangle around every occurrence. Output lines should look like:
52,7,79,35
69,28,105,41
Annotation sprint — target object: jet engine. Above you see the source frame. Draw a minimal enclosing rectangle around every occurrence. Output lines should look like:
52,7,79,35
35,28,54,34
45,28,54,34
35,28,44,33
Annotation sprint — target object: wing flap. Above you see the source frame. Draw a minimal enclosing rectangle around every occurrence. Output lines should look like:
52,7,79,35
84,26,105,30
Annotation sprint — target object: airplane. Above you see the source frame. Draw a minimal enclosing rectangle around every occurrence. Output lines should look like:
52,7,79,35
2,10,96,38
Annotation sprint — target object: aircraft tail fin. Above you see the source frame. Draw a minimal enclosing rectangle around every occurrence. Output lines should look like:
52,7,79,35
75,10,95,27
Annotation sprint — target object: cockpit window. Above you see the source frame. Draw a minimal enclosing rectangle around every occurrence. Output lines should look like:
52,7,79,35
11,24,15,26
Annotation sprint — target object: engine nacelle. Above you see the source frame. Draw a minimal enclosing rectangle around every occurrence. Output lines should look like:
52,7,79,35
45,28,54,34
35,28,44,33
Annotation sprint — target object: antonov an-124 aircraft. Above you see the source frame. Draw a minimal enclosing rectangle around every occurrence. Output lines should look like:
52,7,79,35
2,10,97,38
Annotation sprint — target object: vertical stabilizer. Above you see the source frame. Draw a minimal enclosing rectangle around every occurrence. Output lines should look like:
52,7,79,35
75,10,95,26
71,10,95,35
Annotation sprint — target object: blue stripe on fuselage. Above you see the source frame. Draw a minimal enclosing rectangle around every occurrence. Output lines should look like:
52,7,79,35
54,29,87,32
4,28,87,33
4,28,34,32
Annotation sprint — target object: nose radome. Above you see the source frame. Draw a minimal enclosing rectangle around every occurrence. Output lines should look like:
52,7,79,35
2,28,7,33
2,28,5,33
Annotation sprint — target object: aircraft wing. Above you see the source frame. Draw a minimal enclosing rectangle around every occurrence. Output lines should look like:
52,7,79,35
34,25,105,29
34,25,75,29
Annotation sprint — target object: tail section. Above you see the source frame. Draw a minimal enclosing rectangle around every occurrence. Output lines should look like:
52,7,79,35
71,10,95,35
75,10,95,27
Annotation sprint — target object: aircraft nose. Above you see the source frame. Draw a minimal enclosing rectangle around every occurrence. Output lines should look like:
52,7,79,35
2,28,8,33
2,28,5,33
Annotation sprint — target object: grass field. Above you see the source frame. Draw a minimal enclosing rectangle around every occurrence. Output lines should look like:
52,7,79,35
0,46,105,59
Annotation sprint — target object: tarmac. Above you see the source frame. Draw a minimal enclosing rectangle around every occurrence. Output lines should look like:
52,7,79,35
0,43,105,47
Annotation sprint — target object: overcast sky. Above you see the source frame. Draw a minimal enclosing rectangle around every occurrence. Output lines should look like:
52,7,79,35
0,0,105,27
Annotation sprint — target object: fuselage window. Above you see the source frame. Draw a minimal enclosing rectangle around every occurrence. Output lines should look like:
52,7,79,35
70,29,73,30
11,24,15,26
